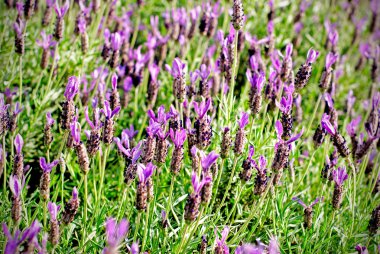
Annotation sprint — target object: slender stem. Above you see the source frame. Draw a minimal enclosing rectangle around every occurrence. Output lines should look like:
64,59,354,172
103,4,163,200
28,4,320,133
46,43,59,94
18,56,23,104
181,206,204,252
209,158,225,212
2,137,6,194
82,173,88,248
43,200,47,229
133,212,142,242
176,223,190,252
142,203,150,251
227,32,240,110
130,11,141,49
225,181,243,223
165,175,175,219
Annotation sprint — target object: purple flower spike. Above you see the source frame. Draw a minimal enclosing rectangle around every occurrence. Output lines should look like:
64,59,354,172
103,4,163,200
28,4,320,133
123,125,138,140
2,223,22,254
148,105,170,125
78,17,86,34
40,157,59,173
332,167,348,186
149,63,160,83
258,155,267,170
193,98,212,119
46,112,55,126
346,116,361,137
111,73,118,90
321,113,336,136
85,107,101,130
246,71,266,92
276,94,293,114
191,171,211,194
137,162,156,184
325,52,339,69
9,175,21,198
195,64,211,81
70,120,81,144
355,244,368,254
169,128,187,147
238,112,250,129
306,48,319,64
215,226,229,254
64,76,80,101
14,134,23,155
114,137,129,156
201,151,219,170
72,187,78,200
104,217,129,250
110,32,122,51
54,0,69,18
248,145,255,159
165,58,186,78
47,202,60,221
102,100,120,119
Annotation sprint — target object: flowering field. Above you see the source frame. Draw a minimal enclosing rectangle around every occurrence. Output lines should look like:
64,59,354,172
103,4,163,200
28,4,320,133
0,0,379,253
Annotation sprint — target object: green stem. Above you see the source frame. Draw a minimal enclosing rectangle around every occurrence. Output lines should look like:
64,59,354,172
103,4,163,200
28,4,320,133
82,173,88,248
19,56,23,104
133,212,142,242
209,158,225,213
142,203,150,251
46,43,59,94
2,137,6,194
225,181,243,223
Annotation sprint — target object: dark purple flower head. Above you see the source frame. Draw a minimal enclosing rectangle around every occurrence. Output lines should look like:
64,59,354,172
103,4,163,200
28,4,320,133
246,71,265,92
165,58,186,78
13,20,25,37
148,105,170,125
123,76,133,93
292,196,324,209
306,48,319,64
321,113,336,136
325,52,338,69
110,32,122,51
123,125,138,140
332,167,348,186
193,98,212,120
355,245,368,254
40,157,59,173
104,217,129,250
101,100,120,119
215,226,229,253
169,128,187,147
54,1,69,18
196,64,211,81
238,112,250,129
191,171,211,194
46,112,55,126
201,151,219,171
137,162,156,184
276,94,293,114
36,31,56,49
48,202,60,221
149,63,160,83
346,116,361,137
64,76,80,101
9,174,22,198
14,134,23,155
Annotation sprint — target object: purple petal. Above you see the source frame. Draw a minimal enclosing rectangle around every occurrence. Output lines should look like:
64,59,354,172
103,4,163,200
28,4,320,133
292,196,307,209
14,134,23,154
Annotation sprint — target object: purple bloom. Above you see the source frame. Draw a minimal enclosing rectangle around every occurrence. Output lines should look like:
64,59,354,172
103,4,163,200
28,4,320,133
193,98,212,119
14,134,23,155
292,196,324,209
191,171,211,194
325,52,338,69
328,29,339,47
70,119,81,144
149,63,160,83
103,217,129,253
275,121,303,145
355,244,369,254
101,100,120,119
201,151,219,170
371,0,379,14
110,32,122,51
64,76,80,101
146,121,160,137
13,20,24,37
48,202,60,221
346,116,361,137
85,107,101,130
9,174,21,198
165,58,186,78
285,43,293,61
246,71,265,92
111,73,118,91
276,94,293,114
268,236,280,254
123,76,133,93
40,157,59,173
78,17,86,34
347,90,356,112
46,112,55,126
253,155,267,174
122,125,138,140
36,31,56,49
137,162,156,184
306,48,319,64
321,113,336,136
114,138,142,164
332,167,348,186
2,223,22,254
195,64,211,81
238,112,249,129
131,242,139,254
169,128,187,147
359,43,372,58
215,226,229,254
147,105,170,125
267,20,274,35
54,0,69,18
